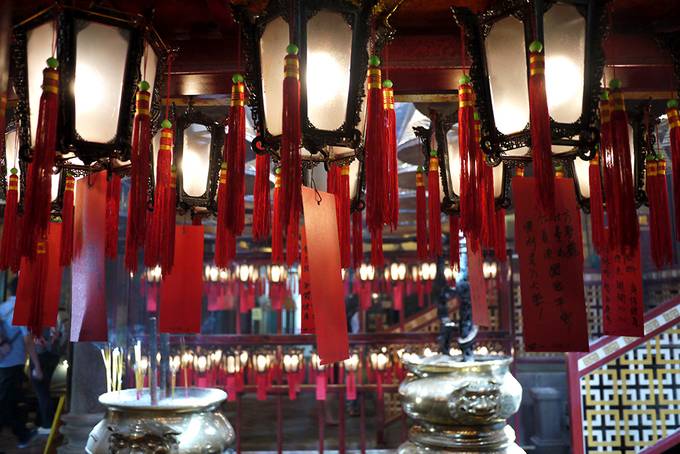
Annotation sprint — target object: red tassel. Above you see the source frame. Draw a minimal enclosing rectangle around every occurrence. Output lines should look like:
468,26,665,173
383,80,399,230
458,77,481,252
252,154,271,241
528,41,555,212
272,168,284,264
145,123,176,273
449,214,460,270
427,152,442,257
646,157,673,268
352,209,363,268
105,173,122,260
370,227,384,268
26,238,49,335
480,126,496,250
59,174,75,267
416,168,429,261
286,206,300,266
20,60,59,260
280,45,302,250
168,166,177,265
124,81,153,273
225,75,247,236
666,100,680,240
365,56,387,258
328,165,351,268
589,153,605,255
216,163,235,268
604,81,639,253
0,171,19,270
494,209,507,262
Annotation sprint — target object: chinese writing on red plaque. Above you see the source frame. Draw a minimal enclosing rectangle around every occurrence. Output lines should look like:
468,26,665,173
514,177,589,352
601,243,643,336
300,227,315,334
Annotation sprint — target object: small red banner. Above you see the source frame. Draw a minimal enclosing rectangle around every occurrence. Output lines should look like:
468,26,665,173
513,177,589,352
301,187,349,364
159,225,204,333
468,246,490,327
601,241,643,336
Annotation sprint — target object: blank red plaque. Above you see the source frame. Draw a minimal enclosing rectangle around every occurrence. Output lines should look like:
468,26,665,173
468,246,490,327
159,225,204,333
71,172,108,342
513,177,589,352
301,187,348,364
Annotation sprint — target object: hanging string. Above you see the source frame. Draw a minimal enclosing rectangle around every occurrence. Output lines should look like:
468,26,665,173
51,19,57,58
459,27,466,74
164,52,174,120
236,22,242,74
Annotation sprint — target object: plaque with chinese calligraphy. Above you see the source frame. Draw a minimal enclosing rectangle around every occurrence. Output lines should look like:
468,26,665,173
300,226,315,334
513,177,589,352
601,240,643,336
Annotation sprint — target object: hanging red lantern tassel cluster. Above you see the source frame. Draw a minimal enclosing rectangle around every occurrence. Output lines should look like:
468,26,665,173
272,168,284,264
145,120,176,273
215,162,236,268
428,151,442,258
20,57,59,260
458,76,481,251
645,156,673,268
383,79,399,230
252,154,271,241
225,74,246,237
280,44,302,264
124,80,152,272
365,55,387,267
528,41,555,212
667,100,680,240
603,80,639,253
478,115,496,250
0,169,19,271
59,174,75,267
352,209,363,269
105,173,122,259
589,153,605,255
494,209,507,262
449,214,459,270
416,167,428,261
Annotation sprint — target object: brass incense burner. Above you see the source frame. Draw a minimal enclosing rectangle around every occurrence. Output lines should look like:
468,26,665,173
398,354,524,453
86,388,234,454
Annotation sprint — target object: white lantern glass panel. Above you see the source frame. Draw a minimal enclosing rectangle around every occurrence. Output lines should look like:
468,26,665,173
260,16,288,137
493,164,503,198
573,157,590,199
50,172,60,202
182,124,211,197
446,126,461,196
140,42,158,96
74,20,130,143
4,130,20,196
27,21,55,145
485,16,529,136
305,11,352,131
543,3,585,124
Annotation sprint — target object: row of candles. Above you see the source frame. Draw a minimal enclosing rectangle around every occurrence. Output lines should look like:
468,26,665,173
114,344,504,401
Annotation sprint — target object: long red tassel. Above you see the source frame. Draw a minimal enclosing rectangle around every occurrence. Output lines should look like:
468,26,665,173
145,121,175,273
333,166,351,268
286,205,300,266
383,79,399,230
478,116,496,250
168,166,177,265
272,168,284,264
458,77,481,251
365,56,387,262
252,154,271,241
105,173,122,260
428,151,442,258
26,238,48,335
589,153,605,255
494,209,507,262
666,100,680,240
528,41,555,211
416,167,428,261
20,59,59,260
124,81,152,273
225,74,246,236
352,209,363,269
646,156,673,268
280,45,302,249
0,170,19,270
370,228,384,268
449,214,459,270
215,162,233,268
59,174,75,267
604,80,639,253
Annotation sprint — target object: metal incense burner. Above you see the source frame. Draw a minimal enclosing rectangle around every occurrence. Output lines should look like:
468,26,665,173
86,388,234,454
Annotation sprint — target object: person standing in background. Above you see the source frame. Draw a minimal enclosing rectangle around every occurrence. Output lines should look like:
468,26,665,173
0,277,43,449
31,323,64,435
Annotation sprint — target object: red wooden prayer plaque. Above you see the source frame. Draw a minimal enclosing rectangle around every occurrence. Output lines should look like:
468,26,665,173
159,225,204,333
300,226,315,334
301,187,349,364
468,246,490,327
513,177,589,352
601,241,643,336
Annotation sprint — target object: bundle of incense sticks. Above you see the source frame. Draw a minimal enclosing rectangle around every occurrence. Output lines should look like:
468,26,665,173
100,346,124,393
169,355,180,397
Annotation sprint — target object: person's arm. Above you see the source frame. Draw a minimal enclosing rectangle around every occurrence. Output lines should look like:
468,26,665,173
24,334,43,380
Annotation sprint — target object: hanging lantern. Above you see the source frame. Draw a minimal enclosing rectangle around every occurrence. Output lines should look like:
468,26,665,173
11,5,168,168
452,1,607,166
